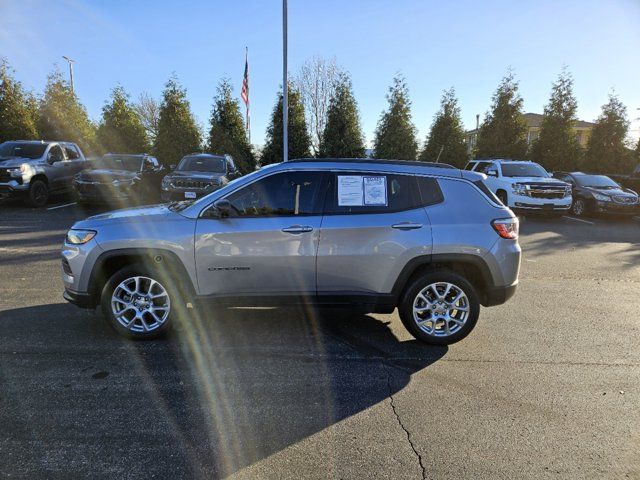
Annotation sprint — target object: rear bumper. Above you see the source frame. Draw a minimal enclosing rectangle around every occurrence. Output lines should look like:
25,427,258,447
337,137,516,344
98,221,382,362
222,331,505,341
63,289,97,309
483,283,518,307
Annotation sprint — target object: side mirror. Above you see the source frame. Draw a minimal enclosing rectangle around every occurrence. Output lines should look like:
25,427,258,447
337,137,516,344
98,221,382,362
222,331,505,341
213,198,234,217
170,164,176,171
486,170,498,177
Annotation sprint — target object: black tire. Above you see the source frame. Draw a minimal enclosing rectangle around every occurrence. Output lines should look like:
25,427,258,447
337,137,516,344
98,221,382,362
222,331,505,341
496,190,508,206
571,198,587,217
398,270,480,345
27,179,49,207
100,265,176,340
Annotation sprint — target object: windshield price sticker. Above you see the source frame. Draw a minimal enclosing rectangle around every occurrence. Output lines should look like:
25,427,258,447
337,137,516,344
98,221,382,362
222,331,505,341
363,176,387,206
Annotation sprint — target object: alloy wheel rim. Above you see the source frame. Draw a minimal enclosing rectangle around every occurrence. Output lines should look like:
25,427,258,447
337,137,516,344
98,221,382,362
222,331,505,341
573,200,584,215
111,276,170,333
33,184,47,204
412,282,470,337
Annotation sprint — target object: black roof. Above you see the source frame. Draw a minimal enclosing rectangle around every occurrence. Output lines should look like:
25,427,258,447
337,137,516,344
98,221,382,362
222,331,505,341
288,158,456,169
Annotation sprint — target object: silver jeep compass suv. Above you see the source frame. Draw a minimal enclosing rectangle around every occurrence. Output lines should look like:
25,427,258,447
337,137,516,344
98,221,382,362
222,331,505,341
62,159,521,345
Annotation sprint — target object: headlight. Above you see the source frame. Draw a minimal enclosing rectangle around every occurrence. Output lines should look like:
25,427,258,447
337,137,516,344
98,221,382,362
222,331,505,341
66,229,97,245
512,184,527,195
9,164,36,180
564,185,572,195
593,193,610,202
161,177,171,188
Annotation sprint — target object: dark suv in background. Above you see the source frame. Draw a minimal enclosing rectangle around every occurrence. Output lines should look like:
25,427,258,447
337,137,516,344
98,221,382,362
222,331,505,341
161,153,239,202
73,153,165,206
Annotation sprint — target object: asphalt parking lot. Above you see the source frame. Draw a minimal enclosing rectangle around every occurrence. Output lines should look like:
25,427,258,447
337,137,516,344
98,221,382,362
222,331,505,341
1,198,639,480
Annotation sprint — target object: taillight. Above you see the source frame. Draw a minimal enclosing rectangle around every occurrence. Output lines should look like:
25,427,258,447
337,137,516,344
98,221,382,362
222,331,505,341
492,218,519,239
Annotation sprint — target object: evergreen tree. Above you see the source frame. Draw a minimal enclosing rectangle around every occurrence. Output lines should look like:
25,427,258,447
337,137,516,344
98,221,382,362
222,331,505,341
261,84,311,165
318,74,365,158
584,94,631,174
154,76,202,166
475,72,528,159
531,68,582,171
207,79,255,173
37,69,97,153
373,75,418,160
419,87,467,167
96,85,149,154
0,60,38,142
635,138,640,166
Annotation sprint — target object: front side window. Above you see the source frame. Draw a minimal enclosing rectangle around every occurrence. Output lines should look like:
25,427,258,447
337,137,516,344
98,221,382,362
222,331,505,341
48,145,64,162
225,171,325,217
63,145,80,160
473,162,493,174
324,172,420,214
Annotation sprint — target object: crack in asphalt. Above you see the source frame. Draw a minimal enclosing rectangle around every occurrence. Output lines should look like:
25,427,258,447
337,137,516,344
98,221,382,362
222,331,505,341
383,362,427,480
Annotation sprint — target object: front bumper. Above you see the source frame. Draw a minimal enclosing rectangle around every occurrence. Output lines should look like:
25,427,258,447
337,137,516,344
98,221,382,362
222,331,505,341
0,180,29,199
74,182,136,202
161,186,219,202
594,201,639,215
63,289,97,309
511,192,572,211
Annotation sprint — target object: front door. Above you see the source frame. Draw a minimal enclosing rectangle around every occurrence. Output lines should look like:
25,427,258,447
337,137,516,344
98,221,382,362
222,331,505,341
194,170,327,296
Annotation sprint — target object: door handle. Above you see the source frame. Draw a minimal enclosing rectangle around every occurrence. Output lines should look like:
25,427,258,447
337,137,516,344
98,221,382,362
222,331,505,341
282,225,313,234
391,222,423,230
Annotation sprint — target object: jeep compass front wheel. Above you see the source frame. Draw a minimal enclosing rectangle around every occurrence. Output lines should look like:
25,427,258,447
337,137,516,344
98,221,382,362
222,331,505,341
399,271,479,345
101,267,173,339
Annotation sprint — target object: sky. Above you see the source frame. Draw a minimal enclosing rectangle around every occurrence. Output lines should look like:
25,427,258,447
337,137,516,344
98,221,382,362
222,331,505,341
2,0,639,148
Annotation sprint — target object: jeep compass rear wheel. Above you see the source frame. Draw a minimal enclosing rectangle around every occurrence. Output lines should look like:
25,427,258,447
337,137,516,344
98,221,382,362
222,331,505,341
399,271,479,345
101,267,173,339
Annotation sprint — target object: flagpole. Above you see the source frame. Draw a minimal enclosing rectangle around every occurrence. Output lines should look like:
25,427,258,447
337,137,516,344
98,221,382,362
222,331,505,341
282,0,288,162
245,46,251,144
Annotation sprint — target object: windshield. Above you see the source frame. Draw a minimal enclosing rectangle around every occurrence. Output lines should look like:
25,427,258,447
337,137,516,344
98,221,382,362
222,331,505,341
177,156,226,173
0,142,47,160
501,163,549,178
575,175,620,188
93,155,143,171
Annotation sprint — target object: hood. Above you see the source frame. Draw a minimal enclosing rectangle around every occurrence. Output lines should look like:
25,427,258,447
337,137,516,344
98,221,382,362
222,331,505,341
511,177,567,185
76,169,139,183
0,157,37,168
165,170,224,181
73,204,176,228
583,186,637,198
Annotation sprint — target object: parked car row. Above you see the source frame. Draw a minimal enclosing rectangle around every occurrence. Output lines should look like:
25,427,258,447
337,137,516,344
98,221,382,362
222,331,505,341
465,158,639,217
0,140,239,207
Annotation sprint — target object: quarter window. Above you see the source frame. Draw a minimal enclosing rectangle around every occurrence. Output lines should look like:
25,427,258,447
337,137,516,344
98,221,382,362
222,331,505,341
225,171,326,217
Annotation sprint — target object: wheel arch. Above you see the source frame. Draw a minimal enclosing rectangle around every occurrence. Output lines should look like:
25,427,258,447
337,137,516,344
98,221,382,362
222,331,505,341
392,254,494,307
87,248,196,306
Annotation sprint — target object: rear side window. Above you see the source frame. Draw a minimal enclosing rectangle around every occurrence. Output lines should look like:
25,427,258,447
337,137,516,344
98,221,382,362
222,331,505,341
324,173,420,214
416,176,444,206
464,163,475,171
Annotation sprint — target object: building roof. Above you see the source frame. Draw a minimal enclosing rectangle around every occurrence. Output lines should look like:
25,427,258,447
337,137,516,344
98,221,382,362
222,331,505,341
466,112,595,134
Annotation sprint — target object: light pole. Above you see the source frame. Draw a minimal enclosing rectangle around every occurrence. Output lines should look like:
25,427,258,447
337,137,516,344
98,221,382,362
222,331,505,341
62,56,75,94
282,0,288,162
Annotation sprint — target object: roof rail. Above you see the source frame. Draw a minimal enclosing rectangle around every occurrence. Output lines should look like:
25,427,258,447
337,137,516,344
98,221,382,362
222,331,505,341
288,158,457,169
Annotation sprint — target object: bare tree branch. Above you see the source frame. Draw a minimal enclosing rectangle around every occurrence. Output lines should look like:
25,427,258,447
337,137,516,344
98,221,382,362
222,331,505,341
133,92,160,143
294,56,341,156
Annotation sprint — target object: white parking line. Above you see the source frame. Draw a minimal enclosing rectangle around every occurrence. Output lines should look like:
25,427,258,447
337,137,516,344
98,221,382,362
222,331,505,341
633,216,640,223
562,215,594,225
47,202,76,211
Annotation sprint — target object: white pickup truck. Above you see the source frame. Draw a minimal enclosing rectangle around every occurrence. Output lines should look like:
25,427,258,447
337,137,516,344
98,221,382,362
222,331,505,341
465,159,572,213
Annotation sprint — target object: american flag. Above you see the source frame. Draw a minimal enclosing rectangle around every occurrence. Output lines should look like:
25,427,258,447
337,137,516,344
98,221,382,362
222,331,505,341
241,48,250,133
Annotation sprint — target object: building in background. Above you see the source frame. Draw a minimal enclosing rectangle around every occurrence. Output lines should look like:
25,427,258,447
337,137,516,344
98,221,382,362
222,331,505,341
465,112,595,156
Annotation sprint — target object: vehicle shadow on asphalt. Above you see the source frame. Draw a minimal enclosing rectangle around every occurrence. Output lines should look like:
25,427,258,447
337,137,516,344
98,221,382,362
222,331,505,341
519,214,640,267
0,302,446,479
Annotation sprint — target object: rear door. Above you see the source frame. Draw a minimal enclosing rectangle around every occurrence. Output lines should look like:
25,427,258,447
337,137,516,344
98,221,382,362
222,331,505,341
194,170,327,296
316,172,435,295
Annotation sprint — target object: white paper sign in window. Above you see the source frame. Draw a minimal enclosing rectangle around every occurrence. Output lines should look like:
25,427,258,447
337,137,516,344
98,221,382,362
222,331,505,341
363,176,387,206
337,175,364,206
